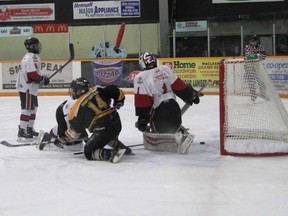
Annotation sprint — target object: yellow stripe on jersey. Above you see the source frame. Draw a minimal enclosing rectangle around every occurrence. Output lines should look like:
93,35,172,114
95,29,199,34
69,93,87,121
87,108,115,132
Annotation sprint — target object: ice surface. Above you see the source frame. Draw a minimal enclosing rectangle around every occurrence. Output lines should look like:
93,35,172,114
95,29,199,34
0,95,288,216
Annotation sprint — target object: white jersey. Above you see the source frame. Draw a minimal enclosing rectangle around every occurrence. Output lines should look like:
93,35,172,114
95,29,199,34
134,65,177,108
62,99,76,126
52,98,76,136
16,52,42,96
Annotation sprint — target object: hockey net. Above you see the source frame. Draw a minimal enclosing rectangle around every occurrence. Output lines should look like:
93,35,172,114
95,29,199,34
219,58,288,156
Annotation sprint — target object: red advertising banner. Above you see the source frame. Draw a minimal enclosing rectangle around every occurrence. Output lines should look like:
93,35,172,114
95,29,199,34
33,24,68,33
0,4,55,22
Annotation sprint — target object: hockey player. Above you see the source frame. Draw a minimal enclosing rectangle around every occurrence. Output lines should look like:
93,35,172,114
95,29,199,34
53,84,130,163
16,37,49,141
244,35,267,101
134,52,200,153
39,77,90,150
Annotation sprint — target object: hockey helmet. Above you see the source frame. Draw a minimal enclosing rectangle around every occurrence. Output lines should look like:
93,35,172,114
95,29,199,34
139,52,157,70
249,35,259,47
69,77,90,99
24,37,42,54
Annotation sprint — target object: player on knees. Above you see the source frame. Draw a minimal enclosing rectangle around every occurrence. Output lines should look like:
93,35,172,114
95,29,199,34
38,77,90,150
133,52,200,153
52,84,131,163
16,37,49,141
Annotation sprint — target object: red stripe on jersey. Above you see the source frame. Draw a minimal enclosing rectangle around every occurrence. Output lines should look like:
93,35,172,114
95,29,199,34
135,94,153,108
171,77,187,91
27,71,41,83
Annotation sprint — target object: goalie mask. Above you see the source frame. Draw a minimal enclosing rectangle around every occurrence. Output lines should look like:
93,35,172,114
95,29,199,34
24,37,42,54
69,77,90,99
139,52,157,70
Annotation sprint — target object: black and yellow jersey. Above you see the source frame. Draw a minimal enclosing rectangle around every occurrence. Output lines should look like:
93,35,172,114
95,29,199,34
68,85,125,133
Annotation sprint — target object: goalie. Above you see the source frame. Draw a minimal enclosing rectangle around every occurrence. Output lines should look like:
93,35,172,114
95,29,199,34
133,52,200,154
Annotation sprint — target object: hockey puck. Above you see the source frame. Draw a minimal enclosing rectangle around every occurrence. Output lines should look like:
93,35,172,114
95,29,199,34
200,142,205,145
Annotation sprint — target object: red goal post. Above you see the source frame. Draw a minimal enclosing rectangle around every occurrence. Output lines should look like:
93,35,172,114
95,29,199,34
219,58,288,156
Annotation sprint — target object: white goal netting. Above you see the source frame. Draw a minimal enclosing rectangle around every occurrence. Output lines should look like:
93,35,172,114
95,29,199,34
220,59,288,156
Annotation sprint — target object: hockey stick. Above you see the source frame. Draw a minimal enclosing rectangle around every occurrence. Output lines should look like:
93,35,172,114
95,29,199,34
0,140,39,147
48,43,75,80
0,130,49,148
73,143,144,155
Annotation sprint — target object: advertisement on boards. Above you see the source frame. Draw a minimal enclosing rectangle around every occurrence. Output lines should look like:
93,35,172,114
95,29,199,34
0,26,32,37
33,24,68,33
159,58,222,89
91,61,123,87
264,58,288,92
0,4,55,22
2,61,72,89
73,1,140,19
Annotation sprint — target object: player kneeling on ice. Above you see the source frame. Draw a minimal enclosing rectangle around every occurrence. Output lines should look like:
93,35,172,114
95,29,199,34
134,52,200,153
39,77,91,150
42,80,130,163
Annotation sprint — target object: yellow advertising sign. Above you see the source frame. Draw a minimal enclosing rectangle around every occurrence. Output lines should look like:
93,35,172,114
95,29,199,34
159,58,223,88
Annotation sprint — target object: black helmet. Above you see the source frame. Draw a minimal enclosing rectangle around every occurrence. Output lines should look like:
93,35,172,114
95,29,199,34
250,35,259,41
139,52,157,70
69,77,90,99
249,35,259,47
24,37,42,54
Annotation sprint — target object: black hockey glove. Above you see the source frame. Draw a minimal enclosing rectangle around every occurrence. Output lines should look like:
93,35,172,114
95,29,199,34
43,75,50,86
186,85,201,105
113,97,125,109
135,118,149,132
186,94,200,105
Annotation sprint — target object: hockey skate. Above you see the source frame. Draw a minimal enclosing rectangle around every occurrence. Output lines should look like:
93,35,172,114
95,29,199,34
27,127,39,137
17,126,33,142
110,148,126,163
116,140,132,155
36,131,51,150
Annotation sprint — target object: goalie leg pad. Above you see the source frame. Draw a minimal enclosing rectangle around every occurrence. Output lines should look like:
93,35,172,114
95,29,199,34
176,133,195,154
143,132,178,152
175,128,195,154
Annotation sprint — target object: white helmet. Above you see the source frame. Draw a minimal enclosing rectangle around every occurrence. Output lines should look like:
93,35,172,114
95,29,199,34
139,52,157,70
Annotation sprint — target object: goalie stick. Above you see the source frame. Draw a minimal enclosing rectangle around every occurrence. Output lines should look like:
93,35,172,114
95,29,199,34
48,43,75,80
